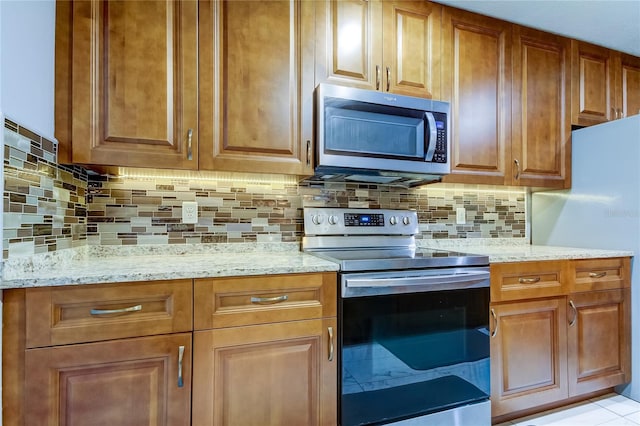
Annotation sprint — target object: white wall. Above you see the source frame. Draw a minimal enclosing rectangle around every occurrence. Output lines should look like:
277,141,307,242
0,2,56,424
1,0,56,139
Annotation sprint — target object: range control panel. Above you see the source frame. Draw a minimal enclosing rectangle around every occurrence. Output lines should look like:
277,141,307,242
304,208,419,236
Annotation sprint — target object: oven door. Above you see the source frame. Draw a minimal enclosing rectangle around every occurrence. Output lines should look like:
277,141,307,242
339,268,490,426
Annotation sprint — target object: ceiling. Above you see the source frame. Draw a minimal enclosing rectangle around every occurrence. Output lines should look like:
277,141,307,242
434,0,640,57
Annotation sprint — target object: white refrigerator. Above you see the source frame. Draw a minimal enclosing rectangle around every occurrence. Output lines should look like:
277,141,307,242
532,115,640,400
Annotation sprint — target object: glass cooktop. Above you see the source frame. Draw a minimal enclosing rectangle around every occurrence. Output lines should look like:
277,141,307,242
309,247,489,272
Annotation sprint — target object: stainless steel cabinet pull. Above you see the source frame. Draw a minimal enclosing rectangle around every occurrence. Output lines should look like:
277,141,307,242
589,271,607,279
328,326,334,361
386,66,391,91
514,159,520,180
250,295,288,304
306,140,311,166
187,128,193,160
90,304,142,316
490,309,498,338
569,300,577,327
518,276,541,284
376,65,381,90
177,345,185,388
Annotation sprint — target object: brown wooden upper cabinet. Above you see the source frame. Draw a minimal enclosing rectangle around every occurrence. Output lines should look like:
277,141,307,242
511,27,571,189
198,0,315,175
57,0,314,175
618,54,640,120
440,8,512,186
572,41,640,126
441,10,571,189
56,0,199,169
315,0,441,99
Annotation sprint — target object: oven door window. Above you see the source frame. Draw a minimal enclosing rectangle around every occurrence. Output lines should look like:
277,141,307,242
340,287,490,426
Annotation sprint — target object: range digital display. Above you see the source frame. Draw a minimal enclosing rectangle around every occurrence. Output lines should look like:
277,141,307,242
344,213,385,226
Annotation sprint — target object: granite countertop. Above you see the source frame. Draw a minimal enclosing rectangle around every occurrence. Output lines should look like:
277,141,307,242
0,240,633,289
0,243,339,289
418,239,634,263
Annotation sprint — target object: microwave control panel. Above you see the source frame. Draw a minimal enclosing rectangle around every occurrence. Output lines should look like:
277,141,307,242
432,111,447,164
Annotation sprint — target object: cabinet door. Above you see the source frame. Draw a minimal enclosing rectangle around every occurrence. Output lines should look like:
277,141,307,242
199,0,314,175
567,289,631,396
381,1,441,98
441,9,511,185
490,298,568,417
315,0,382,91
25,333,192,426
193,318,338,426
70,0,198,169
511,27,571,189
618,54,640,118
571,41,616,126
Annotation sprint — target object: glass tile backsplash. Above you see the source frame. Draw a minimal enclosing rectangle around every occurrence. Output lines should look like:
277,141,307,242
3,118,527,259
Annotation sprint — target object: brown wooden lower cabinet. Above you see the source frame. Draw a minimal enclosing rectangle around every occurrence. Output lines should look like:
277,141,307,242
192,318,337,426
24,333,192,426
491,258,631,420
567,289,631,395
490,297,569,417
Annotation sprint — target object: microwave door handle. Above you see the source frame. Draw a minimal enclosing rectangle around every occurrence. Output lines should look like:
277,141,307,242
424,112,437,161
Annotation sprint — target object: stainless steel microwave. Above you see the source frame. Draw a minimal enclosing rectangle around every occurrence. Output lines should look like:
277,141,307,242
312,84,450,187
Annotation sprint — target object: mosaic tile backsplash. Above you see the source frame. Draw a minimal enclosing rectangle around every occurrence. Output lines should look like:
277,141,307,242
3,118,527,259
3,119,88,259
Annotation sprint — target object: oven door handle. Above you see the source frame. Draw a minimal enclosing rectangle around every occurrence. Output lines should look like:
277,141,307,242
344,271,489,291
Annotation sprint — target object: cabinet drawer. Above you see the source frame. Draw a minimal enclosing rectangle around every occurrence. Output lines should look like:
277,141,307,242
25,279,193,348
491,261,567,302
570,257,630,292
194,272,337,330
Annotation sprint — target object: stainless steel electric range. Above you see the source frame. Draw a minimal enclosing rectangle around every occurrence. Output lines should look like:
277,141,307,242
303,208,491,426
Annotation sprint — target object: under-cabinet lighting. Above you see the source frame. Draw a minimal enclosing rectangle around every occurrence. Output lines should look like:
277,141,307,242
418,182,527,195
115,167,299,185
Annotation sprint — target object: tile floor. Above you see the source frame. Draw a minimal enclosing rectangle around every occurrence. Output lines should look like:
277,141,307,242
497,393,640,426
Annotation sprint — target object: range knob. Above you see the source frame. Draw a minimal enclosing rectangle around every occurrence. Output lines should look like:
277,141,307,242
311,215,324,225
402,216,411,225
328,215,339,225
389,216,399,225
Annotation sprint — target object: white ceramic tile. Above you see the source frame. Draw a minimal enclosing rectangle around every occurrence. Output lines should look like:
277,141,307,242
622,411,640,425
593,394,640,417
512,402,619,426
598,417,640,426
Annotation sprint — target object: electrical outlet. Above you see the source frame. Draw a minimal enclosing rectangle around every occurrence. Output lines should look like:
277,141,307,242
182,201,198,224
456,207,466,225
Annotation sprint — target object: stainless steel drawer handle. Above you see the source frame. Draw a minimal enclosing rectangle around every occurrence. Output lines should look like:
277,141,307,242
376,65,381,90
328,326,334,362
250,295,288,304
589,271,607,279
518,277,541,284
490,308,498,338
178,345,185,388
90,304,142,316
569,300,577,327
514,159,521,180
